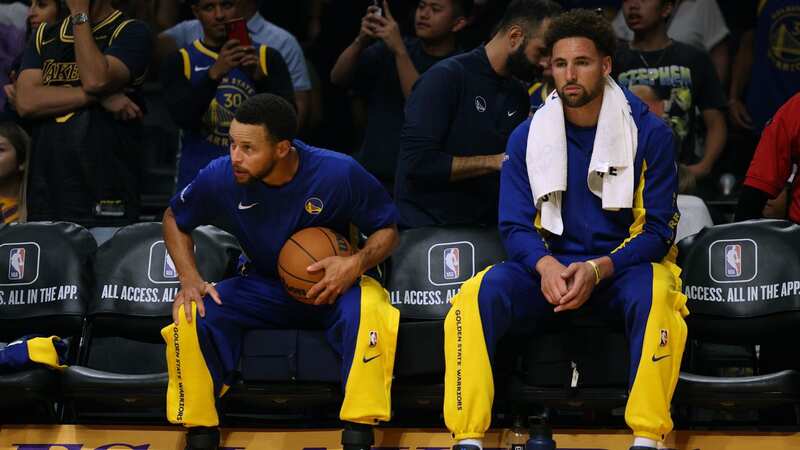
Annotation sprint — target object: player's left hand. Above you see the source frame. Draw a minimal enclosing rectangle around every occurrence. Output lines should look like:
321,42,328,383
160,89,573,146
64,0,90,14
306,255,362,305
240,46,265,81
554,262,596,313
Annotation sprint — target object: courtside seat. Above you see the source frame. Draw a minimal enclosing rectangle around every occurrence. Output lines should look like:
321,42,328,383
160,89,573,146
675,220,800,421
388,226,508,423
0,222,95,422
508,305,630,428
62,222,240,423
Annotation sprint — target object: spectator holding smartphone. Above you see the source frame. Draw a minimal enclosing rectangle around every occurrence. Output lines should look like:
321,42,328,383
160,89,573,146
161,0,295,191
160,0,312,130
331,0,471,188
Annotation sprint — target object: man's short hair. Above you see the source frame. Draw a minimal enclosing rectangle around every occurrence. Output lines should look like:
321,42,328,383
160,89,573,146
492,0,562,38
450,0,474,18
234,94,298,144
545,8,616,59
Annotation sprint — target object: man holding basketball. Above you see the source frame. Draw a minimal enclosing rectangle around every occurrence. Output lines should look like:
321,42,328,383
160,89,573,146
161,93,400,450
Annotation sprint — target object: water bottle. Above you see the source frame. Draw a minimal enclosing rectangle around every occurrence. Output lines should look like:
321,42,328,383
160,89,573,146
506,417,528,450
525,421,556,450
719,173,737,197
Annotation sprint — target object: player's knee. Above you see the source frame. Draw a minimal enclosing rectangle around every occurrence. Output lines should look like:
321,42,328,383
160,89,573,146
477,264,522,307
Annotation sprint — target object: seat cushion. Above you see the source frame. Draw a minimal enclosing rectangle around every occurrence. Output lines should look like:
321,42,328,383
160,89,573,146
675,369,800,408
62,365,167,391
0,367,59,395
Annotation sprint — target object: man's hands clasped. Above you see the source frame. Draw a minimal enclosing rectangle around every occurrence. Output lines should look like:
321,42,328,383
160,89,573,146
536,255,605,313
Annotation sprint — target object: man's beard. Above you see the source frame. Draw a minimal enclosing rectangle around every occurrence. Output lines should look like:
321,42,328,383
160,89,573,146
234,160,276,185
506,41,541,82
557,81,602,108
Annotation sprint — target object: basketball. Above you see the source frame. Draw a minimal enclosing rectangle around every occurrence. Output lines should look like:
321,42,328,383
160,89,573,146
278,227,353,303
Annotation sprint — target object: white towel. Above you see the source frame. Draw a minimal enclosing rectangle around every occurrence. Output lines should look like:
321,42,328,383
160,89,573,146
525,76,638,235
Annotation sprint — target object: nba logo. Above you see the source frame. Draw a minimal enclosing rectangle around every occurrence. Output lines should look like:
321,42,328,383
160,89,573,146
163,251,177,278
8,248,25,280
724,244,742,277
369,330,378,348
444,247,460,280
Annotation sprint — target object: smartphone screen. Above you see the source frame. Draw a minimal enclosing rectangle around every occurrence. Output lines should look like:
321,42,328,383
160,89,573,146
225,18,251,47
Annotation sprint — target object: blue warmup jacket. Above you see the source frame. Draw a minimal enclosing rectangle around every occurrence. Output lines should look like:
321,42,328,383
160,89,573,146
500,87,680,271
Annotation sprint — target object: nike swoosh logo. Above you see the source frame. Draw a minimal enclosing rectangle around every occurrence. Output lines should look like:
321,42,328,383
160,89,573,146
507,110,517,117
652,354,671,362
194,65,211,72
42,38,55,45
238,202,259,210
362,354,381,363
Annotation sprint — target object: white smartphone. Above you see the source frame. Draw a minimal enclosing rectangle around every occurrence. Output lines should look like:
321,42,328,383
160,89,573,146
371,0,382,17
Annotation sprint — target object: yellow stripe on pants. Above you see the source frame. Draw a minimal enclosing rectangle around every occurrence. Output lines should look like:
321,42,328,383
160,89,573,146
625,260,689,442
444,267,494,441
340,276,400,424
162,302,219,428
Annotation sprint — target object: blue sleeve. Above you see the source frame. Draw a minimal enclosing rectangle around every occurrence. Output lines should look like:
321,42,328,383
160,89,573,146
169,160,226,232
106,20,153,82
499,119,551,272
398,63,459,185
609,119,680,271
347,159,399,234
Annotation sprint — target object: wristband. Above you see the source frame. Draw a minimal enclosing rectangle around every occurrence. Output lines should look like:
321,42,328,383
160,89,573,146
586,260,600,285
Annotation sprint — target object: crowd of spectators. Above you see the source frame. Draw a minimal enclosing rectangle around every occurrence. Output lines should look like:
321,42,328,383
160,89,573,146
0,0,797,229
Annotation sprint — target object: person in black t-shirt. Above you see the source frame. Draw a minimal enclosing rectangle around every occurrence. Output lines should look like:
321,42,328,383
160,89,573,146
613,0,726,189
330,0,471,188
14,0,152,226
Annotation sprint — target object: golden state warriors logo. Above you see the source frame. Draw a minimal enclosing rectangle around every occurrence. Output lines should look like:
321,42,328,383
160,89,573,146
768,6,800,71
305,197,324,215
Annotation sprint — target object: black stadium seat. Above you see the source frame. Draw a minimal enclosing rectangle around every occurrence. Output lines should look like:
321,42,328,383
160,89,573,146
61,222,240,423
675,219,800,423
387,226,507,422
0,222,96,422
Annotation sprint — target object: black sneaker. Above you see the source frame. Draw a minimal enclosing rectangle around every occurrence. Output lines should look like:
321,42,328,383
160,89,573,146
185,427,220,450
341,422,374,450
629,446,657,450
452,445,481,450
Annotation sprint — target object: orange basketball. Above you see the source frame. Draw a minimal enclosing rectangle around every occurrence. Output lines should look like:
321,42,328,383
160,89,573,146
277,227,353,303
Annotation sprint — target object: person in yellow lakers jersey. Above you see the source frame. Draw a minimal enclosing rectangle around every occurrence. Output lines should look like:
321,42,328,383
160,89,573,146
443,9,687,450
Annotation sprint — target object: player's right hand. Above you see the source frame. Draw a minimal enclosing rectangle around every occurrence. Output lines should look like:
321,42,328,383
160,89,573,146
535,255,568,306
209,39,246,81
172,278,221,325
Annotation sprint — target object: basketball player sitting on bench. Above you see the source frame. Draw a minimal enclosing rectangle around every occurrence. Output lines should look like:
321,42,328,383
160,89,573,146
161,93,400,450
